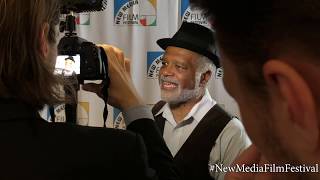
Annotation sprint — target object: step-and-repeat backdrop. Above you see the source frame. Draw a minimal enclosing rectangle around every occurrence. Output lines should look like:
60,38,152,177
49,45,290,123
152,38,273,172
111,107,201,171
40,0,240,128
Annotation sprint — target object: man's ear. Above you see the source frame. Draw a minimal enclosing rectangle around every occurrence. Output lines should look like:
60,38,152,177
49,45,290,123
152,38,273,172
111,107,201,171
199,70,212,87
263,60,319,153
40,23,49,57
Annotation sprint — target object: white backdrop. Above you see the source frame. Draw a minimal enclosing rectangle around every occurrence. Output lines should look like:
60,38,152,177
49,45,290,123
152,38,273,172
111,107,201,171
64,0,240,128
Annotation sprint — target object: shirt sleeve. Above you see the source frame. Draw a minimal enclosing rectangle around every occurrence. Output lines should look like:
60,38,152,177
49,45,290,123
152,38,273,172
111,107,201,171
122,105,155,126
209,118,251,180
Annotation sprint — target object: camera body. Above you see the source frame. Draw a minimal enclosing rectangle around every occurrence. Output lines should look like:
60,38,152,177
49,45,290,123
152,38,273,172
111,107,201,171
56,0,109,123
57,0,109,84
58,35,108,82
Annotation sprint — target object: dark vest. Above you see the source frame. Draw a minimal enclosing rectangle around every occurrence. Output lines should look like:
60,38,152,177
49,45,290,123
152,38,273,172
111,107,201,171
152,101,231,180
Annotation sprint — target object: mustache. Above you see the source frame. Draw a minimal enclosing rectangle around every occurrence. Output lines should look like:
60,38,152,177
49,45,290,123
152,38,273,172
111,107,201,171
159,75,179,85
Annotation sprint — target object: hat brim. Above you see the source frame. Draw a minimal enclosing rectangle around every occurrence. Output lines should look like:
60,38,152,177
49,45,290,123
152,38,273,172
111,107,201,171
157,38,220,68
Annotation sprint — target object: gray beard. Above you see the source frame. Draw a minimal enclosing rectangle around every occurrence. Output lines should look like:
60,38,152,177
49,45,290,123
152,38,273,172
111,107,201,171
160,73,203,105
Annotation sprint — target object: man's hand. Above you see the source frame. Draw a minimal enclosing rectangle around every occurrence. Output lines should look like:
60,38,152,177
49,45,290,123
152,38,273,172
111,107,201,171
82,44,143,110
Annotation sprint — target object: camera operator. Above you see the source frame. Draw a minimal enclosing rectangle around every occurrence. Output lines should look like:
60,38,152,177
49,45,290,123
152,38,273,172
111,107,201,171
0,0,179,179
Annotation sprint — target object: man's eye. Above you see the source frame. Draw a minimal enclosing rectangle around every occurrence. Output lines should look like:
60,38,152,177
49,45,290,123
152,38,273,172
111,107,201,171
175,64,186,69
161,61,168,66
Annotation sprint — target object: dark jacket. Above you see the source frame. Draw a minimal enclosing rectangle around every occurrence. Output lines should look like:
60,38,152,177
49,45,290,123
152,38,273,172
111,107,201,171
0,98,179,180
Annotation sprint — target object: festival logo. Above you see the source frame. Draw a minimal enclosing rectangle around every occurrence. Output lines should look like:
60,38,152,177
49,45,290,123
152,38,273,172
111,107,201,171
215,68,223,79
77,102,90,125
114,0,157,26
76,13,90,25
180,0,210,28
54,104,66,123
147,51,164,79
38,105,53,122
113,108,126,129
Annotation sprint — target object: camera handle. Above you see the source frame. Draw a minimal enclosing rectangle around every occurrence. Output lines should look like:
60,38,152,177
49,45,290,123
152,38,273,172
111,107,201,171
59,13,77,36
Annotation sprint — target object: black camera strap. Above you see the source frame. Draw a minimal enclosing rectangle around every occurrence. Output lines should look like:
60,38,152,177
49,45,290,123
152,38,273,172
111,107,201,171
101,79,109,127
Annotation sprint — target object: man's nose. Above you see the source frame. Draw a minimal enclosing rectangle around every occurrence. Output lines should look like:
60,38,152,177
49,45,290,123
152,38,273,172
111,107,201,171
160,64,175,77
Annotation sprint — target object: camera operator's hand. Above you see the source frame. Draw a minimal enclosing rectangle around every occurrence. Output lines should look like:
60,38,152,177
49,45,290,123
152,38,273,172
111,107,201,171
82,44,143,110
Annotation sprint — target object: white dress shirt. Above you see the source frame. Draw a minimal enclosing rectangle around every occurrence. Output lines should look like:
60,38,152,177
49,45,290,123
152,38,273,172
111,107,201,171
155,89,251,180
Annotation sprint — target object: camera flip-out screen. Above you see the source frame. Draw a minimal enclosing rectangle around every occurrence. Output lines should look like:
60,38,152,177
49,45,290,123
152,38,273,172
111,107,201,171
55,55,81,75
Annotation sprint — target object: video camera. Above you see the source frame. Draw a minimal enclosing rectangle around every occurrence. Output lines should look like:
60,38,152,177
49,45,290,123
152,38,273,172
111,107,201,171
57,0,109,87
57,0,109,124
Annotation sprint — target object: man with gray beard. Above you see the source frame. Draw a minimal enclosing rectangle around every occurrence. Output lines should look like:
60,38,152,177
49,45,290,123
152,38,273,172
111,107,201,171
152,22,251,180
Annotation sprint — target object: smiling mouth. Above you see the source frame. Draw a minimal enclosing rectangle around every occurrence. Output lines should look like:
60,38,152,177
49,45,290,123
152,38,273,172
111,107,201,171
161,81,178,90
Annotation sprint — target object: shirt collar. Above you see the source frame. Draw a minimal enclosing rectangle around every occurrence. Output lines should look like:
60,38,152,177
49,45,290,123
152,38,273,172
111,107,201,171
156,89,216,126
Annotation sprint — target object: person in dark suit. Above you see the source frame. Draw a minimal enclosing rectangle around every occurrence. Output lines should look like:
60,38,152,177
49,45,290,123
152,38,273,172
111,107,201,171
0,0,179,179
